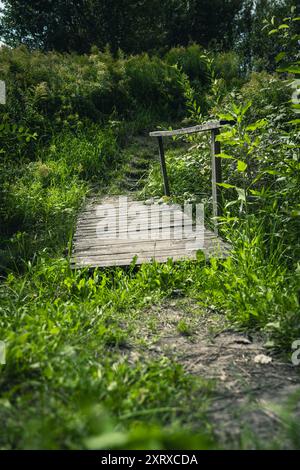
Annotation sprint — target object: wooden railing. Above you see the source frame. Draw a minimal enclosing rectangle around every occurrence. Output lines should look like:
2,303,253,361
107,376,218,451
149,120,235,231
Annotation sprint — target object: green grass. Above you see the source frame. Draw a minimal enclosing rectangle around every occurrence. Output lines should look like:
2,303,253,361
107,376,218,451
0,39,299,449
1,250,299,449
0,257,215,449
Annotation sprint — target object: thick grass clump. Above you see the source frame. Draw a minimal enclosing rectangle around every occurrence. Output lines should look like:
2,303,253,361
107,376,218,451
0,258,213,449
0,122,121,269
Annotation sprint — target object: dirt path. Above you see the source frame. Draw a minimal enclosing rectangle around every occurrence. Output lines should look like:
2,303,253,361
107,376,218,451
125,298,300,448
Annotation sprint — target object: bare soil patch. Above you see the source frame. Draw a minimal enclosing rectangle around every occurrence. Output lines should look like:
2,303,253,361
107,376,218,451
128,299,300,447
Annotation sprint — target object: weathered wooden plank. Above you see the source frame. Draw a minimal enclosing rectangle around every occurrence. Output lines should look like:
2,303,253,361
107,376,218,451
211,128,222,234
73,239,216,256
78,205,183,218
74,248,200,261
149,121,223,137
73,233,216,247
72,247,227,268
157,137,170,196
76,220,199,231
77,210,192,222
72,197,229,268
149,120,235,137
72,239,228,261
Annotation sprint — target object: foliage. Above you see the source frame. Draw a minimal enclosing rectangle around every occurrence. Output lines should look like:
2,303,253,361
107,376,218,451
164,44,210,85
0,45,187,139
0,257,214,449
124,54,184,119
143,26,299,351
142,143,211,208
0,3,300,451
0,0,243,54
194,224,300,348
233,0,297,71
213,51,244,89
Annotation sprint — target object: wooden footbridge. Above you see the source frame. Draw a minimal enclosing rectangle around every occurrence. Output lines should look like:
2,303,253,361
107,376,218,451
72,120,232,268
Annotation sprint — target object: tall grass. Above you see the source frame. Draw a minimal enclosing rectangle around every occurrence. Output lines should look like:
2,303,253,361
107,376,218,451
0,38,299,449
0,257,213,449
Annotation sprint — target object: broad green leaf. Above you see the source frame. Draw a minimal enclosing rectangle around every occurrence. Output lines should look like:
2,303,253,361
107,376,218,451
275,52,286,63
217,183,235,189
218,113,235,121
250,189,264,196
237,160,247,172
268,29,278,35
218,152,234,159
85,432,128,450
241,101,252,117
232,103,241,115
277,65,300,73
278,24,289,29
291,210,300,217
246,119,268,131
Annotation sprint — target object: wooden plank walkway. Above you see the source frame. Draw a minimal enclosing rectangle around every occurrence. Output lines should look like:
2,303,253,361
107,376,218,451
71,196,229,268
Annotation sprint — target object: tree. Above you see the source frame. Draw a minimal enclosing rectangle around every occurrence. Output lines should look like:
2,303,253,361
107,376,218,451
0,0,245,53
0,0,99,52
234,0,297,71
186,0,244,49
1,0,294,57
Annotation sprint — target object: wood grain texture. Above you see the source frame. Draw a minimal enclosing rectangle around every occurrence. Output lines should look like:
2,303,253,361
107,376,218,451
72,196,229,268
149,120,235,137
149,121,222,137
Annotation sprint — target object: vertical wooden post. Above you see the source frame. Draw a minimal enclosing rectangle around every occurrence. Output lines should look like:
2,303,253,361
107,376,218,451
211,129,222,233
157,136,170,197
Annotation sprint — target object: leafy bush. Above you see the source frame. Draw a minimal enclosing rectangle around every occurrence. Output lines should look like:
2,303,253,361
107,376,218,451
213,51,244,89
236,71,291,121
164,44,209,84
193,221,300,349
124,54,184,119
0,46,122,132
0,45,188,141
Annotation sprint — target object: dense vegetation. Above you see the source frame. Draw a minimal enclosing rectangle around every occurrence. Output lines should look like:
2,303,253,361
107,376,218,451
0,0,299,450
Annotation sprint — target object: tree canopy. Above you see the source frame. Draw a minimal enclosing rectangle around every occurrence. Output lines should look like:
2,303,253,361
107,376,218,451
0,0,245,53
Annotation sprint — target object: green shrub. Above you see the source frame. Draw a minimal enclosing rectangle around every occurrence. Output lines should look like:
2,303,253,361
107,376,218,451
0,45,187,140
235,71,291,121
0,46,119,131
124,54,184,119
164,44,209,85
213,51,244,89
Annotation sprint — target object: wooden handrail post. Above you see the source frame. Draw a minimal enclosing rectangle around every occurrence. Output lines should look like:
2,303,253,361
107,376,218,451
150,121,234,215
157,136,170,196
211,129,222,233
